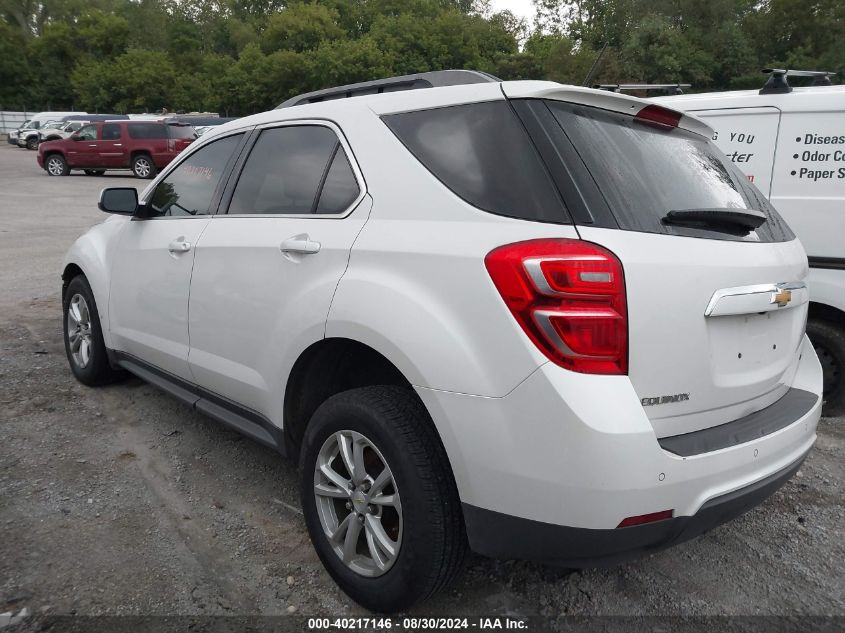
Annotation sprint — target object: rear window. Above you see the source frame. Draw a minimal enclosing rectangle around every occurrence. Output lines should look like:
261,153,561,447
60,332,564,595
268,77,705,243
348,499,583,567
128,123,167,139
168,124,197,139
543,101,794,242
383,101,569,224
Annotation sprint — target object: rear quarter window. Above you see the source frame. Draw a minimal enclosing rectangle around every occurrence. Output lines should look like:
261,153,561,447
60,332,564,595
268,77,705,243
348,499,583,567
127,123,167,139
383,101,569,224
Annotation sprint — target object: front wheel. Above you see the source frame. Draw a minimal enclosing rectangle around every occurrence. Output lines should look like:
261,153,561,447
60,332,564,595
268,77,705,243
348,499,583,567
807,318,845,417
62,275,123,386
131,154,156,179
301,386,466,612
26,136,38,150
45,154,69,176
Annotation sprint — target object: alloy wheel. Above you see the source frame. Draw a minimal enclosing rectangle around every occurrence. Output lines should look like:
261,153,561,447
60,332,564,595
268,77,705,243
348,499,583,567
313,430,402,577
47,157,64,176
134,157,151,178
66,293,93,369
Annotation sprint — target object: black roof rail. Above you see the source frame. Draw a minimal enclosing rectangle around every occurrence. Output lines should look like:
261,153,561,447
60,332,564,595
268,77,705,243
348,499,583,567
276,69,501,109
760,68,836,94
595,83,691,95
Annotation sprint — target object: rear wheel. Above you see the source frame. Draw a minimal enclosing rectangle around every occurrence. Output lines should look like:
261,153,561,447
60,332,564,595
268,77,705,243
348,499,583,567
807,318,845,417
26,136,38,150
131,154,156,179
62,275,123,386
45,154,69,176
300,386,466,612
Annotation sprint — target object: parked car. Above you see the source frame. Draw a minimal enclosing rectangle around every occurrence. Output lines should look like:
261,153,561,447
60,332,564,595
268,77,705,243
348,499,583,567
38,119,196,178
7,120,29,145
62,71,822,612
37,120,86,142
37,115,130,144
652,70,845,416
18,119,65,148
12,111,87,149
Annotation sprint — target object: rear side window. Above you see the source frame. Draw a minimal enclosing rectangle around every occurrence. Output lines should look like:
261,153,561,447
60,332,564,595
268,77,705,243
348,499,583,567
228,125,352,215
383,101,568,224
148,134,243,217
543,101,793,242
128,123,167,139
102,123,121,140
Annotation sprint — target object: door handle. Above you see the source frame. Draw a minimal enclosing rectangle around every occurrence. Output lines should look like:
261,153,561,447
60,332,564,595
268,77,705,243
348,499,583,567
168,239,192,254
280,234,321,255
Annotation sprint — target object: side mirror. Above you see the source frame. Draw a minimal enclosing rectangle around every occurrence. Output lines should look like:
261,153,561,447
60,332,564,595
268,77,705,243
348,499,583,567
98,188,139,215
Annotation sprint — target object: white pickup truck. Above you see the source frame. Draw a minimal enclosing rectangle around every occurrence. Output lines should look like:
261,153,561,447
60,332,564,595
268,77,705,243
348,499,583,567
655,73,845,416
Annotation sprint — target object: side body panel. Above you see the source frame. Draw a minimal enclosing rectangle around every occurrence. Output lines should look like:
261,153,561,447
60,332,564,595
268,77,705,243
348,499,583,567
187,197,372,423
108,216,211,380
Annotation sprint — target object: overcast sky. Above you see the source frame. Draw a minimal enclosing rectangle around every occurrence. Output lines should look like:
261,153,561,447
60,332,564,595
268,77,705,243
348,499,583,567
489,0,536,23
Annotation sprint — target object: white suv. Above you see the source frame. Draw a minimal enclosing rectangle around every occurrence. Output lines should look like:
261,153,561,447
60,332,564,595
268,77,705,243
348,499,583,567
62,71,823,612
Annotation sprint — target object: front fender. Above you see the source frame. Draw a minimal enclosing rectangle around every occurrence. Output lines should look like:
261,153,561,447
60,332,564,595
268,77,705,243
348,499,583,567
62,216,128,349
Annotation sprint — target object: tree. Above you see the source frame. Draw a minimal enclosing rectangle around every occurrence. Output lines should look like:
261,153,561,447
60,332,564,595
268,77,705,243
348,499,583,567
261,3,344,53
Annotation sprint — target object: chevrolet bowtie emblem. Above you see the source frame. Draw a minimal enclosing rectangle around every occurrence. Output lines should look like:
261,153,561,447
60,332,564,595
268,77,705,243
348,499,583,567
772,288,792,307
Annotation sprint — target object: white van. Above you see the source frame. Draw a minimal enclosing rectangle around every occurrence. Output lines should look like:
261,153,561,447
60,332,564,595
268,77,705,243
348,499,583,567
653,71,845,416
10,111,87,149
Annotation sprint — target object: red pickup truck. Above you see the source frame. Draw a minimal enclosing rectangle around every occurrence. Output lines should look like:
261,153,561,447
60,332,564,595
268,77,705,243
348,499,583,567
37,119,196,179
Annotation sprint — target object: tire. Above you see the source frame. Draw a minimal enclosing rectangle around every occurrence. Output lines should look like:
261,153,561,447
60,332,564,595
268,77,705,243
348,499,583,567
807,318,845,417
45,154,69,176
300,386,466,612
26,136,38,150
62,275,122,386
131,154,156,179
84,169,106,176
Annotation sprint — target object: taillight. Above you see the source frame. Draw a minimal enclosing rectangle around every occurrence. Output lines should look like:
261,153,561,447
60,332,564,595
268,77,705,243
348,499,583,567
485,239,628,375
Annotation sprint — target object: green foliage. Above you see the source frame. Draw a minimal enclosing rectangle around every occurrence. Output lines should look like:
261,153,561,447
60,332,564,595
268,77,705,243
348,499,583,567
531,0,841,91
0,0,839,114
261,3,344,54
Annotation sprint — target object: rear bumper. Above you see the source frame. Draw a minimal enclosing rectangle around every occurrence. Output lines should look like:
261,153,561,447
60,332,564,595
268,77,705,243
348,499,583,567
416,335,822,561
463,448,808,566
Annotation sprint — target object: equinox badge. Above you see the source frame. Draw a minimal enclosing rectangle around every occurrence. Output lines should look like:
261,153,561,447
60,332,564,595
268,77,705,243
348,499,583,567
641,393,690,407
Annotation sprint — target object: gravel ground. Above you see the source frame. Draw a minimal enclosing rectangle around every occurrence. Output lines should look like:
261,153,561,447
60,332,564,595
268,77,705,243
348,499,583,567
0,142,843,623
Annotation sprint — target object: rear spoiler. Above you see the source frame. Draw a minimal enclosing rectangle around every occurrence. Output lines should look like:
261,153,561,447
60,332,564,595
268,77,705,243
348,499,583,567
501,81,714,138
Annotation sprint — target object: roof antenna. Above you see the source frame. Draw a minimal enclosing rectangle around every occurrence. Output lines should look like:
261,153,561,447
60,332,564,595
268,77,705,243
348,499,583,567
760,69,791,94
582,43,608,87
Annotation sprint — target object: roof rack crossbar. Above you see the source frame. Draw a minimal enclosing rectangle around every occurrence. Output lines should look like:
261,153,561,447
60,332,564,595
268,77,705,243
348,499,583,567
760,68,836,93
595,83,691,95
277,70,500,109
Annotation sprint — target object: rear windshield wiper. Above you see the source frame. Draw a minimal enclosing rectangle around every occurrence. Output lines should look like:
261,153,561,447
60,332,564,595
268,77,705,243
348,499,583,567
662,208,767,232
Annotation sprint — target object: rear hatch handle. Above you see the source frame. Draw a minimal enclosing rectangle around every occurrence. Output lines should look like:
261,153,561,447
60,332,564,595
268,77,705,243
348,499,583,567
705,281,808,317
663,208,767,232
